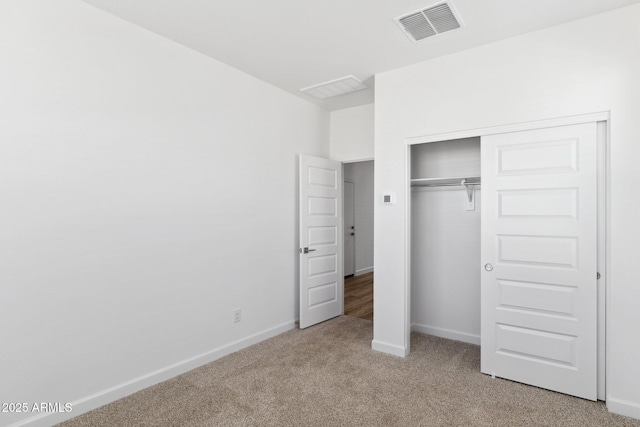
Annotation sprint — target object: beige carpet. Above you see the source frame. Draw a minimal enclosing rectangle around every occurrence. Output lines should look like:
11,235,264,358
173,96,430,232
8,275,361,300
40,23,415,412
59,316,639,427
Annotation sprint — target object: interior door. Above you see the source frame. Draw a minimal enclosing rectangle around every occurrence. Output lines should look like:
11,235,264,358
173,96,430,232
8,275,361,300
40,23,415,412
344,181,355,276
299,155,343,329
480,123,598,400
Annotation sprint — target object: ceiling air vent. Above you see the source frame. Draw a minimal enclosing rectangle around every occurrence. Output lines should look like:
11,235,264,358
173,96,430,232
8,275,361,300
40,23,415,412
395,2,463,42
300,75,368,100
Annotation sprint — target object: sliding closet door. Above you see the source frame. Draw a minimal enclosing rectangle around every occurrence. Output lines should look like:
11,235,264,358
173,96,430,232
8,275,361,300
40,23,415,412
480,123,598,400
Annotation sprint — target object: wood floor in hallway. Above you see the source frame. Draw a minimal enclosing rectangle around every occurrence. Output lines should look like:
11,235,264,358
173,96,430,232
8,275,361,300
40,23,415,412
344,272,373,321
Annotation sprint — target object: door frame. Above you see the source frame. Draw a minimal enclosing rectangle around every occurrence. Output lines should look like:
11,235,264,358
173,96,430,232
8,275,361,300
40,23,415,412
404,111,609,400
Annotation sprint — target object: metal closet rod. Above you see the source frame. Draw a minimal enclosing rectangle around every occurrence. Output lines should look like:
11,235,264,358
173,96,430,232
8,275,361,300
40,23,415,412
415,180,481,187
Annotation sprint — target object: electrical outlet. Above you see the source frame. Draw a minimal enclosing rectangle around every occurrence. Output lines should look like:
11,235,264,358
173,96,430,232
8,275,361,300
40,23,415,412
233,309,241,323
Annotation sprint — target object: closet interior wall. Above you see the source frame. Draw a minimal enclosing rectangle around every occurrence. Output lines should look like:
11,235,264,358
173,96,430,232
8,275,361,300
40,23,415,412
410,137,482,344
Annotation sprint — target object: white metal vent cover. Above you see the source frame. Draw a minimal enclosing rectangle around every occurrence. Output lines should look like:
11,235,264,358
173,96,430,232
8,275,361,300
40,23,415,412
395,1,463,42
300,75,368,99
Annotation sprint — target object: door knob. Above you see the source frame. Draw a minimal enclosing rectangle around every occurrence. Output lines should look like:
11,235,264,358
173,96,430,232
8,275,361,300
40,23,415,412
350,232,355,236
302,247,316,254
484,263,493,272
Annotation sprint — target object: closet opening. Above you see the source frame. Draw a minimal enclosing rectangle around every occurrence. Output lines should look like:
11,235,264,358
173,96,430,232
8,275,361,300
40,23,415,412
410,137,481,344
406,117,607,401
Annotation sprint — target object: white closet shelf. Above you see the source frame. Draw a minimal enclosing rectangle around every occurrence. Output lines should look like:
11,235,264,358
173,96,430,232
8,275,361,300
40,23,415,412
410,176,481,187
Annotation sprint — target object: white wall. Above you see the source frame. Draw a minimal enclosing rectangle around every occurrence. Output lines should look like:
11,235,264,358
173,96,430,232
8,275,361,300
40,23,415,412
411,138,481,344
330,103,374,162
374,4,640,419
0,1,329,426
343,161,374,275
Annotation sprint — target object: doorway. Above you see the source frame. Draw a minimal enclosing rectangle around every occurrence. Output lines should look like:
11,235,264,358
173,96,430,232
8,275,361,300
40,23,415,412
343,160,374,321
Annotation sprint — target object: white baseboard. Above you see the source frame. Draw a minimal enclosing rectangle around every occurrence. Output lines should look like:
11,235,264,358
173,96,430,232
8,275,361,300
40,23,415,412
355,266,374,276
371,339,408,357
607,396,640,421
412,323,481,346
11,321,297,427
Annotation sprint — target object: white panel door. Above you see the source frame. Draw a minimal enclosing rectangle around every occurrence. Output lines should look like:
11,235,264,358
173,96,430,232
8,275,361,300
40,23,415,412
481,123,598,400
344,181,355,276
299,155,343,329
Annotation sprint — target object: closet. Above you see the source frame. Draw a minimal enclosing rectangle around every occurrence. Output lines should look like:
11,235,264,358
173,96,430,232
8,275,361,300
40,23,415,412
410,137,481,344
409,121,604,402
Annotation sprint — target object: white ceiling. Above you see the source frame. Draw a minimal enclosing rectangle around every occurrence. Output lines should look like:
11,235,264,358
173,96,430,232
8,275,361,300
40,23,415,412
82,0,640,111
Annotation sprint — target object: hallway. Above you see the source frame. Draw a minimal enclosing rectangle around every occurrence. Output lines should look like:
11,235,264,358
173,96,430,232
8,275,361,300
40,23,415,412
344,272,373,321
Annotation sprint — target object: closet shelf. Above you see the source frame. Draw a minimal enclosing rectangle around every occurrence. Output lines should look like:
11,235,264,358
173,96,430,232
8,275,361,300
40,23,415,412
410,176,481,187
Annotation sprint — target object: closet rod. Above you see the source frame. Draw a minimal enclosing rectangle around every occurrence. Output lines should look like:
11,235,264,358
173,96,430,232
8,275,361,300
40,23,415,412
415,182,481,188
411,179,481,188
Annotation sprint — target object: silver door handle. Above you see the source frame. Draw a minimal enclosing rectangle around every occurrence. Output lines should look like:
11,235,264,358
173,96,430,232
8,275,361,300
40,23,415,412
484,263,493,272
302,247,316,254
